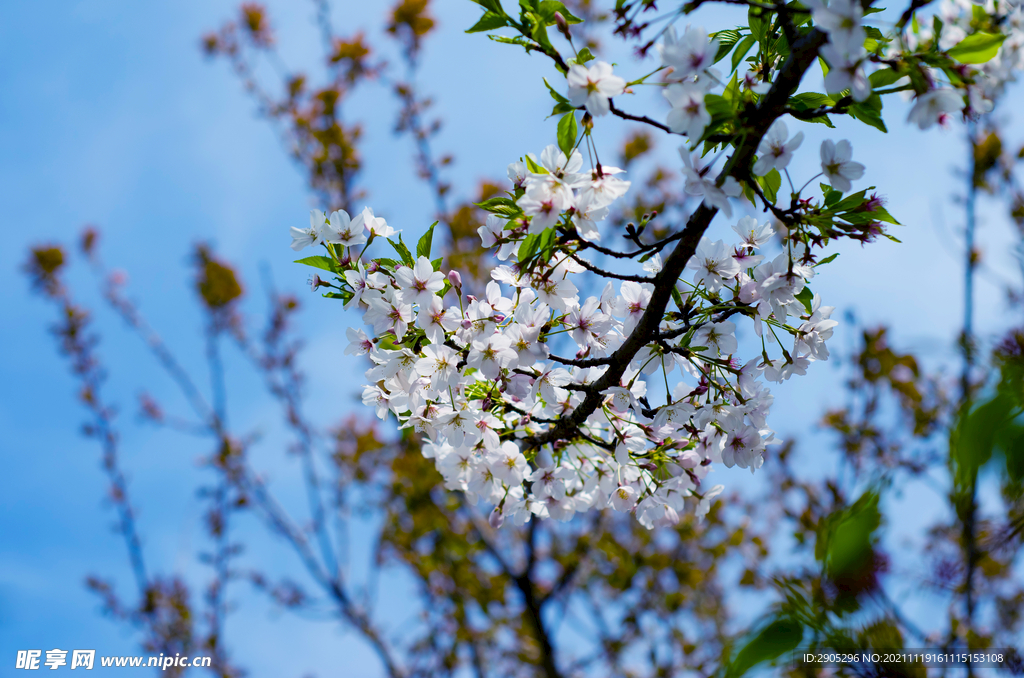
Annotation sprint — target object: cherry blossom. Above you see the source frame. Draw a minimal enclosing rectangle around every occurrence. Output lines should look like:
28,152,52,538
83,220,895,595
752,120,804,176
820,139,865,192
908,89,964,130
566,61,626,117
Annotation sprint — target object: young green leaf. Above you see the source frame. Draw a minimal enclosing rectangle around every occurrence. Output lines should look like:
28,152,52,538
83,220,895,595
557,112,578,156
711,29,741,63
748,5,770,45
524,154,548,174
537,0,582,24
518,233,540,262
848,98,887,133
731,34,757,72
294,256,337,273
543,77,570,103
948,31,1007,64
388,236,415,267
727,617,804,678
795,286,814,314
571,46,595,65
467,11,508,33
417,221,437,259
469,0,504,12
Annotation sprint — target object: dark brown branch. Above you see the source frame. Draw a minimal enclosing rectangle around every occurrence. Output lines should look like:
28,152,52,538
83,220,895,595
567,251,655,282
573,230,684,259
547,353,614,368
609,101,674,134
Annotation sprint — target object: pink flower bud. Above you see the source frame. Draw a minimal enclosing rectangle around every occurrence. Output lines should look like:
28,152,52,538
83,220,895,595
461,319,473,330
554,11,570,38
448,270,462,288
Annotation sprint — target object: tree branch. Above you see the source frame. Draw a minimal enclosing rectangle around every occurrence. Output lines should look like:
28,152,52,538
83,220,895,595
524,28,829,451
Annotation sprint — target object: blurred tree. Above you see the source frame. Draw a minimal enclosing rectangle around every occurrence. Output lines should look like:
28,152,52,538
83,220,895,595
25,1,1024,677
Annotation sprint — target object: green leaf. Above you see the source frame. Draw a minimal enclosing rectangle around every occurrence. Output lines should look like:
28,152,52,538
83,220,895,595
557,112,578,156
543,77,569,103
431,256,443,271
470,0,504,12
671,286,686,313
871,206,900,225
294,256,337,273
863,25,888,42
703,93,734,118
711,29,741,63
527,11,555,52
770,32,791,59
721,71,740,106
537,0,582,23
766,168,781,199
823,187,843,207
728,617,804,677
849,98,887,133
476,196,523,218
869,67,903,88
814,252,840,267
832,188,871,212
787,92,836,127
477,196,518,211
748,5,770,45
731,34,757,72
932,15,944,45
518,233,540,262
794,286,814,314
487,34,536,49
571,46,595,65
524,154,548,174
952,387,1019,489
467,10,508,32
417,221,437,259
551,101,576,116
388,235,415,267
819,490,881,577
789,92,834,108
757,168,782,203
948,31,1007,64
537,226,557,260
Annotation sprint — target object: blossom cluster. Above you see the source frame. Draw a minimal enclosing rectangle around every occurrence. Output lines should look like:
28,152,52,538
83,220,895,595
292,144,838,529
290,0,1022,528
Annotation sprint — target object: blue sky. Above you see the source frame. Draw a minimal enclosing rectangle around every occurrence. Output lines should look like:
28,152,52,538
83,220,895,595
2,0,1023,675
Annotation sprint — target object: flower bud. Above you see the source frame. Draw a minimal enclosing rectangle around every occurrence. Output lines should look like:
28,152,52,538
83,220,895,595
461,319,473,330
488,508,504,529
448,270,462,289
554,11,570,39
